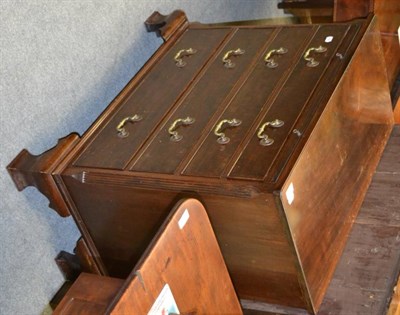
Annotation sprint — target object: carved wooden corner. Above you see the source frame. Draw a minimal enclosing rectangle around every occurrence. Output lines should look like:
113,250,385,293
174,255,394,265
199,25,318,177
55,250,82,281
6,133,80,217
54,238,103,282
74,237,103,275
145,10,188,41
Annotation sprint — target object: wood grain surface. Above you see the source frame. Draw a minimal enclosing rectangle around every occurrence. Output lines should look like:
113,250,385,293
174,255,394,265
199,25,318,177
318,127,400,315
108,198,242,314
243,127,400,315
54,199,242,314
7,11,395,313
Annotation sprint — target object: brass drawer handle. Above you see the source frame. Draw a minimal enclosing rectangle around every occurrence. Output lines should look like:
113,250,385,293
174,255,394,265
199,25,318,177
264,47,288,68
257,119,284,146
168,117,195,142
303,46,327,67
222,48,245,69
174,48,197,67
116,114,143,138
214,118,242,144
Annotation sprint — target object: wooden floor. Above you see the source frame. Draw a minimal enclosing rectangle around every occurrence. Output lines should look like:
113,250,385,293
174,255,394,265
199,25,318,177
318,125,400,314
244,125,400,315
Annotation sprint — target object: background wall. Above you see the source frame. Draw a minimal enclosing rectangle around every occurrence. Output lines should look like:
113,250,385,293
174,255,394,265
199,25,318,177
0,1,288,314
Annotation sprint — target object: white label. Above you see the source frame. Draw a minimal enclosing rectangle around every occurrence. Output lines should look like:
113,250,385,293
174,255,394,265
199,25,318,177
286,183,295,205
148,284,180,315
178,209,190,230
325,36,333,43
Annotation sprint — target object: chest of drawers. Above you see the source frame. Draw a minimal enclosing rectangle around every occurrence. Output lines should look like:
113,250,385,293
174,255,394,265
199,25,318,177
8,10,394,313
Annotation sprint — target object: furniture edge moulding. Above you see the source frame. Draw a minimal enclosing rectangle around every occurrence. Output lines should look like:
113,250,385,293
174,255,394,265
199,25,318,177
145,10,189,42
6,133,81,217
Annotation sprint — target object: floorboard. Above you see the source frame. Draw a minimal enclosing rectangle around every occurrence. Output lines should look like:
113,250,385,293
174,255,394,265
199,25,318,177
318,125,400,315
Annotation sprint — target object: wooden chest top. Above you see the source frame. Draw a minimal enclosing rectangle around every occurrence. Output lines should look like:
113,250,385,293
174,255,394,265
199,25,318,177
68,16,363,192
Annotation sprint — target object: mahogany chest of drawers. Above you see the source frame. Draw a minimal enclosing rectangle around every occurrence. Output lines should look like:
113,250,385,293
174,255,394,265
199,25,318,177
8,10,394,313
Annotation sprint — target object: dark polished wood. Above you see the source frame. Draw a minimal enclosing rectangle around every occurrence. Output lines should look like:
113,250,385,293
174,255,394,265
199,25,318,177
184,26,315,177
278,0,334,9
55,251,81,281
7,11,394,314
54,199,242,315
132,28,276,174
53,273,124,315
145,9,188,41
74,237,102,275
74,29,231,170
229,24,351,181
6,133,79,217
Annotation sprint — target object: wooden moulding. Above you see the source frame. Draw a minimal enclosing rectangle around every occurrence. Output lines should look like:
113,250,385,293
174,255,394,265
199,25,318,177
6,133,80,217
145,10,188,42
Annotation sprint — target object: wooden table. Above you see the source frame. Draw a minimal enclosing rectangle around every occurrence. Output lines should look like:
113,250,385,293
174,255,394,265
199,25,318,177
54,199,242,314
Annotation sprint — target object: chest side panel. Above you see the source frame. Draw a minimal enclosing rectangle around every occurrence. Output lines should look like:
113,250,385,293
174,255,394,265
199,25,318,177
281,18,394,310
61,173,306,308
73,28,230,170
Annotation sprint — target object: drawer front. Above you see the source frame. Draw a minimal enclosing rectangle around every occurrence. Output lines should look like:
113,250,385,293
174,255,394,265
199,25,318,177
267,23,363,183
131,28,275,174
73,28,230,170
182,26,315,178
229,24,351,181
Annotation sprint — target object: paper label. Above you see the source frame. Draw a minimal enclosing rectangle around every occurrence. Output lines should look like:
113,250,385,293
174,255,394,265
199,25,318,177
148,284,179,315
178,209,189,230
325,36,333,43
286,183,295,205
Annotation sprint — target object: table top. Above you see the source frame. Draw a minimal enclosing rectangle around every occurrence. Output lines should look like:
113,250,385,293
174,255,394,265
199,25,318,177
54,199,242,315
